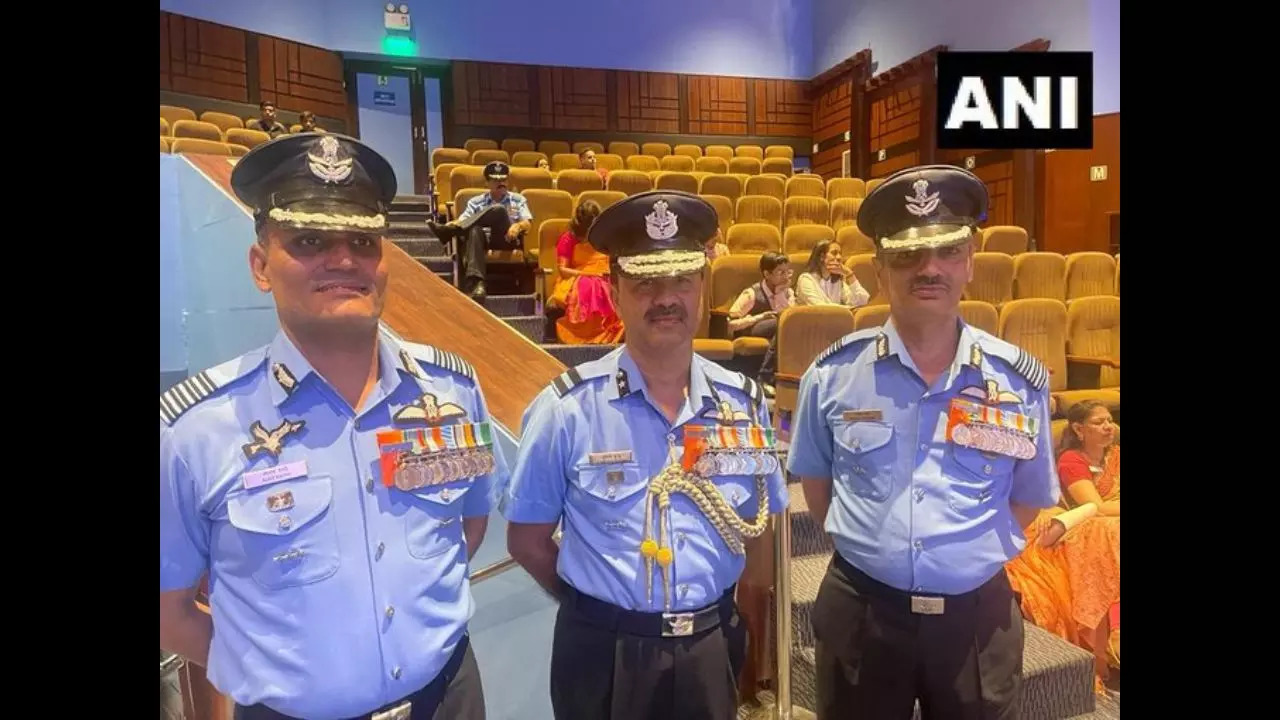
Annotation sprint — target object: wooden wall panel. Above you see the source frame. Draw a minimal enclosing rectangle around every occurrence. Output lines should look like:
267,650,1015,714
259,38,346,120
937,149,1017,228
811,72,852,180
616,71,681,134
539,67,608,131
159,12,249,102
1041,113,1120,255
754,80,811,137
868,84,923,178
452,61,534,128
687,76,749,135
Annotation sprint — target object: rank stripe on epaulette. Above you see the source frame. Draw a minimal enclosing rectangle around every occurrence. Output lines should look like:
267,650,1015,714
552,367,585,397
1013,350,1048,391
741,376,763,411
159,371,217,425
815,329,882,367
428,347,475,381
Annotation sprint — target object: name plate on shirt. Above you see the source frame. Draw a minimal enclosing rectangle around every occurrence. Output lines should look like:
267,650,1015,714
242,460,308,490
842,410,884,422
589,450,634,465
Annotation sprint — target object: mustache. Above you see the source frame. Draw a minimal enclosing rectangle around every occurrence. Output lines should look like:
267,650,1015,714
911,275,949,290
645,304,687,322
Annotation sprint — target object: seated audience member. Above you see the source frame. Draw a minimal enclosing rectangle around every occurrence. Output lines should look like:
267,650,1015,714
298,110,320,133
536,157,551,171
579,148,609,183
1005,400,1121,688
256,101,289,137
429,161,531,301
727,252,794,388
795,239,870,307
705,229,729,261
546,200,623,344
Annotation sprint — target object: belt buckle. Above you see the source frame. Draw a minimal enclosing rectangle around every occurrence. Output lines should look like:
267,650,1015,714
910,596,945,615
663,612,695,637
372,701,411,720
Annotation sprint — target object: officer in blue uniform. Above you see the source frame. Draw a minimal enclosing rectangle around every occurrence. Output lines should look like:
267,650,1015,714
429,161,532,301
787,166,1060,719
502,191,790,720
159,134,505,720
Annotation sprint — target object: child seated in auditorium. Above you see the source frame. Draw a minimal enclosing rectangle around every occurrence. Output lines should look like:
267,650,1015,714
705,229,729,261
546,200,624,345
795,239,870,307
726,252,794,389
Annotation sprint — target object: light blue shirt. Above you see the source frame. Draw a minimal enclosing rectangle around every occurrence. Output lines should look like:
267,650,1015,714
457,190,532,224
159,328,507,720
502,347,789,611
786,319,1059,595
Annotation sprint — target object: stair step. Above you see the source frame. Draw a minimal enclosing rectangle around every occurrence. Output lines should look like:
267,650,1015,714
413,256,454,274
434,271,453,284
387,220,430,237
540,343,619,367
485,294,538,318
394,237,446,257
389,210,432,223
391,195,430,211
503,315,546,344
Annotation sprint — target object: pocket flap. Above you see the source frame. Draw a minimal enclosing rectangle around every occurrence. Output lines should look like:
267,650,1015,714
574,464,647,503
834,421,895,455
407,481,474,506
227,476,333,536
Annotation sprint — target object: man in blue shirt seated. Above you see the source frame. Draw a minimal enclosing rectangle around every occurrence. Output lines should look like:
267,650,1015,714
430,161,532,301
159,133,506,720
787,165,1061,719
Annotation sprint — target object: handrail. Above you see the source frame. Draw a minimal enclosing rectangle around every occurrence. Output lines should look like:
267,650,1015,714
470,555,520,584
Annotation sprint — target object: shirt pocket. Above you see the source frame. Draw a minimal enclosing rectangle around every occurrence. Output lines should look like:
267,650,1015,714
832,420,896,501
225,475,340,591
402,481,473,560
569,463,648,549
947,444,1016,511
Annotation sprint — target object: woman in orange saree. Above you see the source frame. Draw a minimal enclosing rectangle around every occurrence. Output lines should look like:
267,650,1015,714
1007,400,1120,688
546,200,625,345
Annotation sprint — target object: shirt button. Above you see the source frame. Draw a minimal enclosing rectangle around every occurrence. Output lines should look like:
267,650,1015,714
914,488,925,503
391,666,402,679
375,543,385,560
386,606,395,619
919,443,928,452
913,540,923,551
983,464,993,475
677,532,687,542
679,584,689,596
365,477,375,492
667,433,676,444
913,586,923,592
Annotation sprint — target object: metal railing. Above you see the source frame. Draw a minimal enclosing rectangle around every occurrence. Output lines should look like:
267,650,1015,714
469,555,519,584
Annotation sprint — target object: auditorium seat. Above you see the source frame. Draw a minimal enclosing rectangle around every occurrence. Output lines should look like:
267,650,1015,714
453,188,486,220
775,305,856,412
981,225,1029,255
433,163,463,207
700,175,743,206
865,178,884,194
695,156,729,174
199,111,243,134
783,225,834,255
835,226,876,255
551,153,581,173
1115,254,1120,295
450,166,488,194
761,158,793,177
736,196,783,230
471,149,510,166
853,304,891,330
966,253,1015,307
729,157,762,176
574,190,626,213
160,117,170,136
160,136,171,153
557,169,604,196
625,155,660,173
844,254,882,304
655,172,698,194
502,138,536,154
245,118,262,131
826,177,866,201
523,189,575,265
641,142,672,158
1065,252,1117,301
744,175,784,202
171,138,232,156
607,141,639,159
998,299,1069,413
705,145,734,161
225,128,271,151
538,217,574,299
710,256,770,357
432,147,471,167
509,168,554,192
735,145,764,160
595,153,625,172
1063,296,1120,410
464,138,498,153
726,223,781,255
572,142,605,155
958,300,999,335
700,194,734,235
160,105,197,127
783,197,829,229
693,269,734,362
539,140,572,157
672,144,702,160
228,144,251,157
765,145,795,160
660,155,695,173
785,175,825,198
829,197,862,230
511,151,549,168
172,120,224,142
606,170,653,197
1012,252,1067,301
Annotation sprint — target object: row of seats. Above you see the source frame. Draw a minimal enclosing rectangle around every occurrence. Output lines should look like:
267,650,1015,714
162,119,273,150
454,139,795,161
435,148,795,177
160,105,313,135
160,137,249,157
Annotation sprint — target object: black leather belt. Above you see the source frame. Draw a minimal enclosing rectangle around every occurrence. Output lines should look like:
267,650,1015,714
831,553,1005,616
561,584,735,638
235,634,470,720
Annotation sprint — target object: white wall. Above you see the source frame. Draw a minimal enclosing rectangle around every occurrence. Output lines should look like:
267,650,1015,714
1091,0,1120,114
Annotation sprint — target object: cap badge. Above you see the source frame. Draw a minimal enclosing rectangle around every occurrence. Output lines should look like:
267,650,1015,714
307,135,354,184
905,179,940,217
645,199,679,240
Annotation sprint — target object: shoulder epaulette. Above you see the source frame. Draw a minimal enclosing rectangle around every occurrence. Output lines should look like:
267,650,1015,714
977,333,1048,392
159,351,263,427
551,367,593,397
399,343,476,382
814,328,883,367
741,375,764,409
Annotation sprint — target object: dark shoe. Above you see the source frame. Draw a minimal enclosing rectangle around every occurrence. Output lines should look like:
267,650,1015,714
428,221,456,240
469,280,487,302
